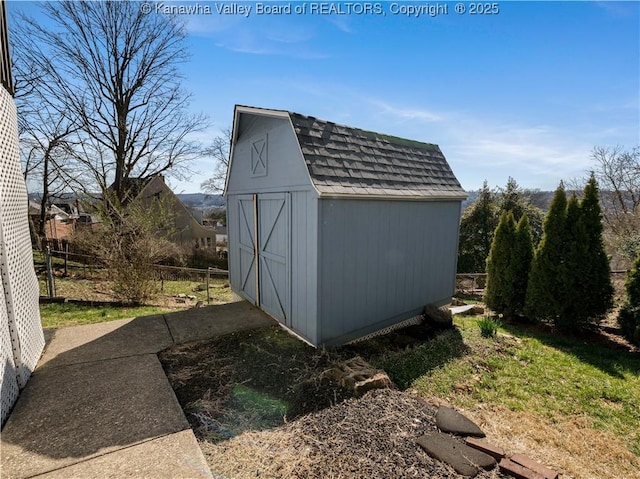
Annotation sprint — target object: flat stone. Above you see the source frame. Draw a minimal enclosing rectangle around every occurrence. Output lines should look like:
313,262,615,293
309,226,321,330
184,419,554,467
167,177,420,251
450,305,477,316
353,372,393,397
465,437,506,460
510,454,558,479
436,406,486,437
499,458,545,479
417,432,496,477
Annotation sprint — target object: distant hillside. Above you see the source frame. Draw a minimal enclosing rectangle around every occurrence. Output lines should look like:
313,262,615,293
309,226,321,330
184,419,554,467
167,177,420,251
176,193,225,210
461,189,555,212
28,191,225,210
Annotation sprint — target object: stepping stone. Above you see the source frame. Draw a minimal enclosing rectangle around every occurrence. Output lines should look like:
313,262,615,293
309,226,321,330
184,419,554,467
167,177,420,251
436,406,486,437
417,432,496,477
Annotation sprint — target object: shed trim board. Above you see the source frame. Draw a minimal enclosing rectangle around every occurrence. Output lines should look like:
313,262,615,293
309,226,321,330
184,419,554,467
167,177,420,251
225,105,466,346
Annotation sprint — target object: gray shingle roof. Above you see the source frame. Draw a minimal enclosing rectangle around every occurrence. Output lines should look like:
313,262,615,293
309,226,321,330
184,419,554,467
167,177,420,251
289,112,466,199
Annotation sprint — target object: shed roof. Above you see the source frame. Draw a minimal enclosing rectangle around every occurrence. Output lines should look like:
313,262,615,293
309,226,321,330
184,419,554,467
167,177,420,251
232,106,467,200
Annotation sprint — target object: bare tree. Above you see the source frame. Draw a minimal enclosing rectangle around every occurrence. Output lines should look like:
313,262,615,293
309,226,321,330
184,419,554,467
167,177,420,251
12,0,208,207
590,145,640,261
13,48,81,244
201,127,232,195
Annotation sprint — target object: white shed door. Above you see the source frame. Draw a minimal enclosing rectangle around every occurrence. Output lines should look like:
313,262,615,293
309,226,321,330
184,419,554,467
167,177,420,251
258,193,290,324
235,193,290,325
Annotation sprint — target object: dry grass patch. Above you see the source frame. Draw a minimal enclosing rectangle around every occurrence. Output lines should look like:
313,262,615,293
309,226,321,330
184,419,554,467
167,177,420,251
407,316,640,478
431,402,639,479
162,313,639,478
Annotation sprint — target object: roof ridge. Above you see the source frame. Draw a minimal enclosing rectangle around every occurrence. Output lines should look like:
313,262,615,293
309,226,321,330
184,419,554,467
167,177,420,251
288,111,440,151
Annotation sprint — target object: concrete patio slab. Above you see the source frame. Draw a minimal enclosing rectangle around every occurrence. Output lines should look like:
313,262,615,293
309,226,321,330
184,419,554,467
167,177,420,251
35,430,212,479
1,354,190,478
37,315,173,370
165,301,275,344
1,300,276,479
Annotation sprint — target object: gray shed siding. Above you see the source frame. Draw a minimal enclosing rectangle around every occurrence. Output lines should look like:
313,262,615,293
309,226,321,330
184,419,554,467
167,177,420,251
289,190,319,344
317,198,462,345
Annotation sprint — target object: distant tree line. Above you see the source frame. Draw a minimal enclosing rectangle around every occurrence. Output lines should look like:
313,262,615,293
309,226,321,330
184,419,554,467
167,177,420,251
460,146,640,273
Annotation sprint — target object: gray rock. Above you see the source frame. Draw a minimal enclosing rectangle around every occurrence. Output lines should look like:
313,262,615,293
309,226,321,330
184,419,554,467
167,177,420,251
436,406,485,437
417,432,496,477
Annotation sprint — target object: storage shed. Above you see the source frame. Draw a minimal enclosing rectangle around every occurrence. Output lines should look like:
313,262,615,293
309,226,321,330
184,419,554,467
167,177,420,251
224,105,467,346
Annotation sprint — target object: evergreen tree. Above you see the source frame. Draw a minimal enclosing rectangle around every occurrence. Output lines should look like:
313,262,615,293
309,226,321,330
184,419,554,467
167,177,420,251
619,252,640,345
525,183,568,321
580,174,614,321
485,212,516,315
498,177,545,246
509,214,534,318
457,179,545,273
558,196,589,329
458,181,497,273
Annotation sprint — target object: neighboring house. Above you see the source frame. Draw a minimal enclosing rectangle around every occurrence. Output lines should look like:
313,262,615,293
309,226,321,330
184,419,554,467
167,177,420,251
225,105,466,346
214,225,227,249
120,175,217,249
28,200,99,245
0,1,45,426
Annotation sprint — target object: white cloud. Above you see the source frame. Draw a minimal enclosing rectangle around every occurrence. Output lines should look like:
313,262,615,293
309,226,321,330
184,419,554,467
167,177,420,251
185,14,328,59
369,100,444,122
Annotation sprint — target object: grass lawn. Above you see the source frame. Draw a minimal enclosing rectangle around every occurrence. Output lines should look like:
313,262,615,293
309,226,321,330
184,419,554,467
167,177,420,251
375,316,640,478
39,277,234,328
39,303,174,328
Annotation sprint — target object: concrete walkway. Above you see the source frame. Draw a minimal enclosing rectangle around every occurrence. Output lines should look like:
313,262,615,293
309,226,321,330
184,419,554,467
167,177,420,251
1,301,275,479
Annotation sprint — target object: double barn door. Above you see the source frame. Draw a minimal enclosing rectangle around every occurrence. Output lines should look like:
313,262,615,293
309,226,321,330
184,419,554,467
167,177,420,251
237,193,290,324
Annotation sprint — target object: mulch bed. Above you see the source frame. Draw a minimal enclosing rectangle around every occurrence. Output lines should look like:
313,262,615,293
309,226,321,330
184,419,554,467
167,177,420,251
201,389,507,478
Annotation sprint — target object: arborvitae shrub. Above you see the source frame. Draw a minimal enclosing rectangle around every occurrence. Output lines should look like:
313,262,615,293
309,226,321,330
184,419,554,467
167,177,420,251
485,212,516,316
619,252,640,345
509,214,534,319
525,184,568,322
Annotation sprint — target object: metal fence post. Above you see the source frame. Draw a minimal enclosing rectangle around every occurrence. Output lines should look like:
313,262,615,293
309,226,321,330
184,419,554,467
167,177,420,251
45,246,55,297
206,267,211,305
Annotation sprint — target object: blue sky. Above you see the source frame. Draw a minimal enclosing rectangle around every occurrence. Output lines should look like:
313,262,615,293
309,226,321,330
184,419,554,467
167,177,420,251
8,1,640,194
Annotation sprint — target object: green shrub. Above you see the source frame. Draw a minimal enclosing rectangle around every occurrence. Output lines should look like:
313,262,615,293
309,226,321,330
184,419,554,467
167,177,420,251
477,316,501,338
579,174,614,322
525,177,613,331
